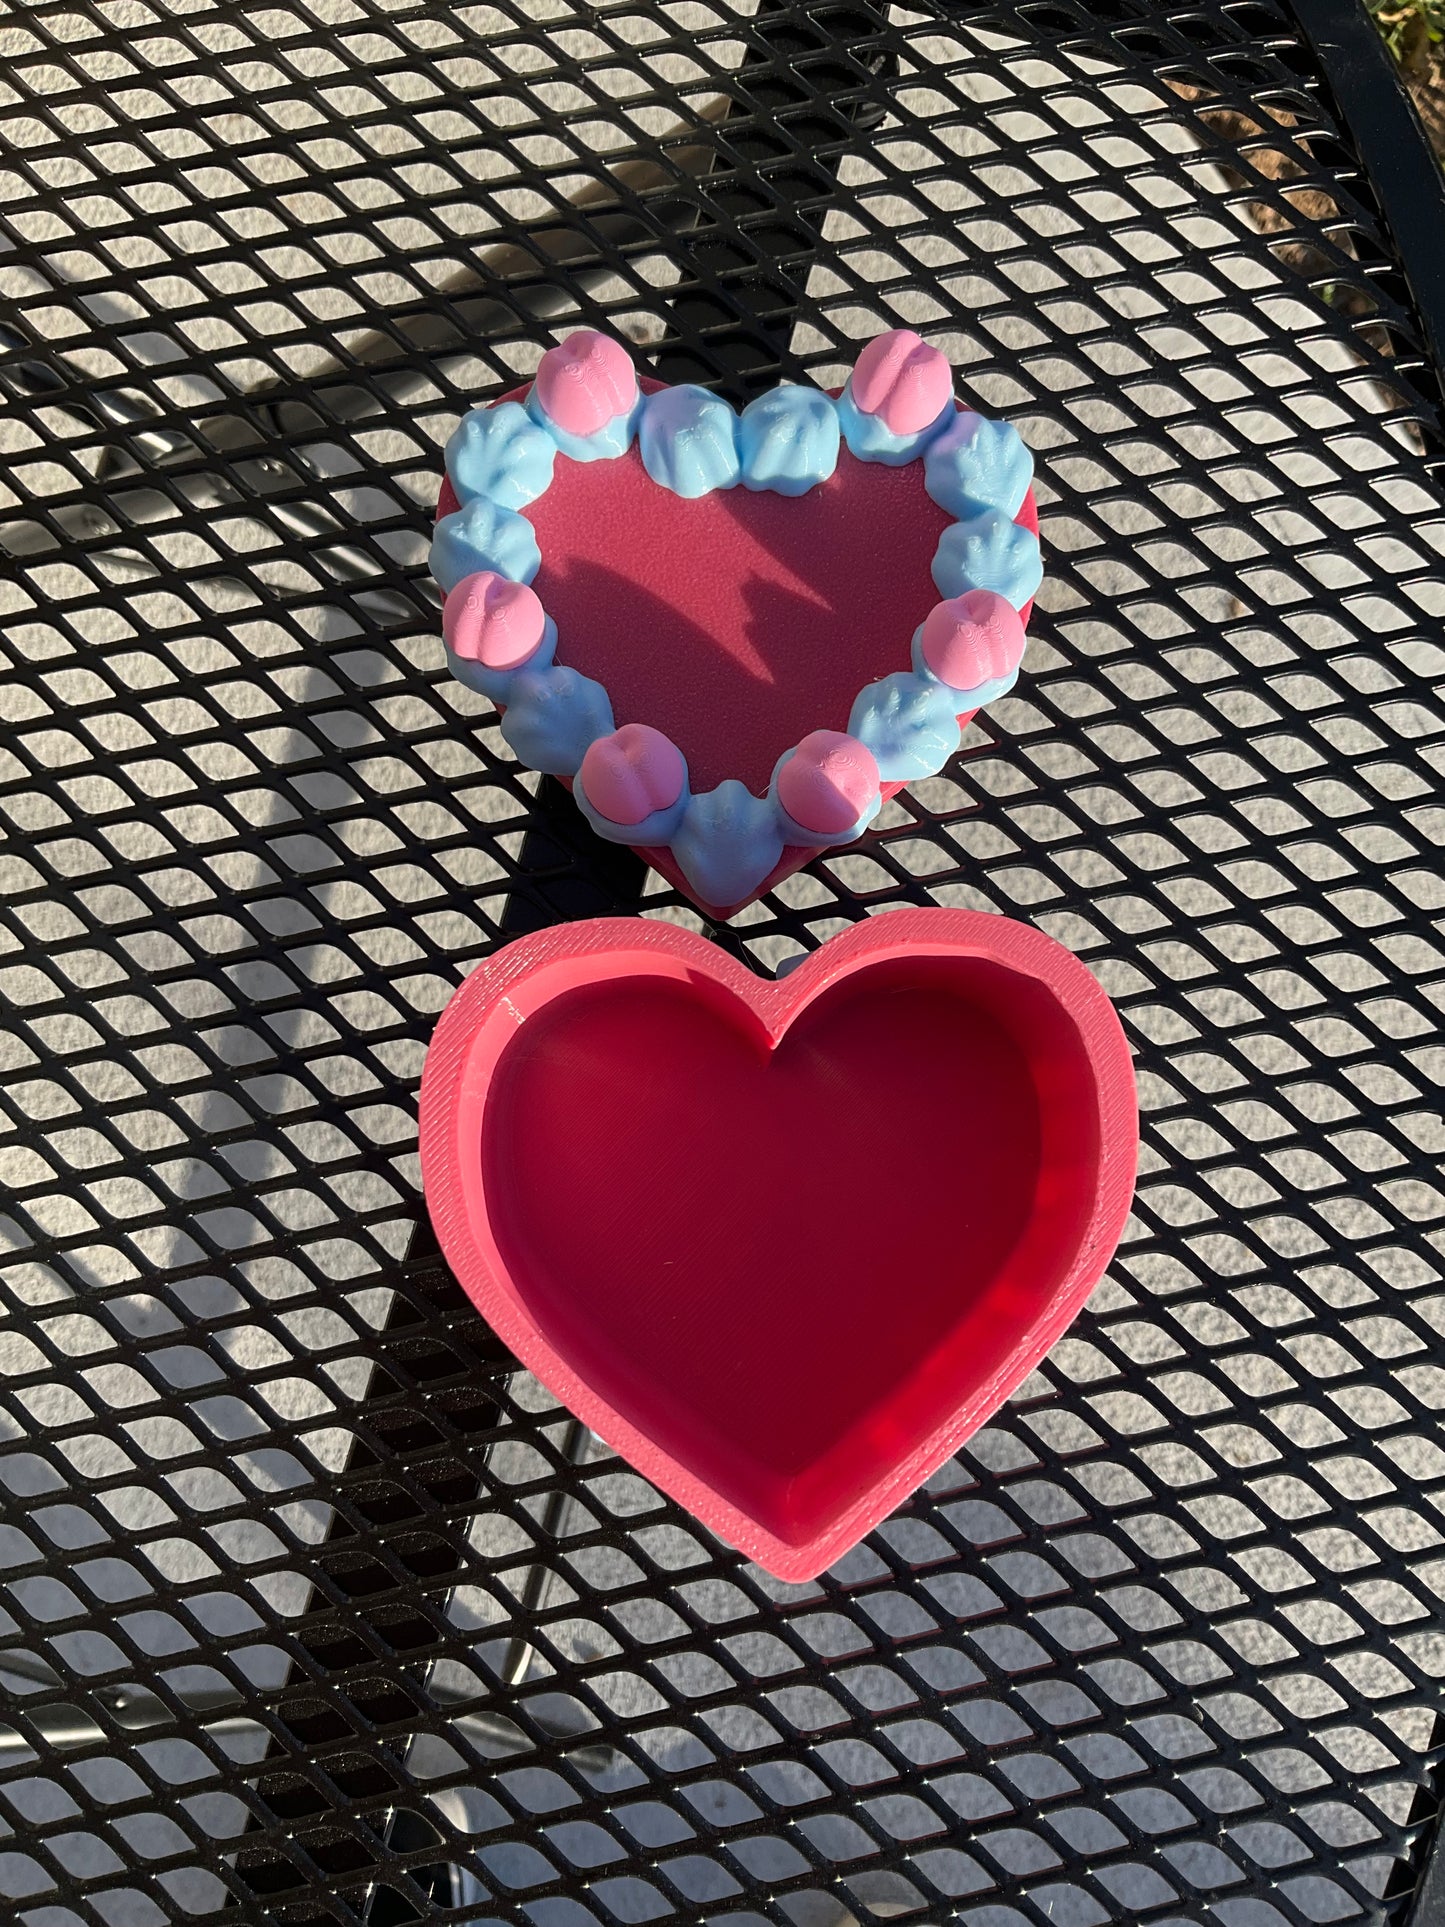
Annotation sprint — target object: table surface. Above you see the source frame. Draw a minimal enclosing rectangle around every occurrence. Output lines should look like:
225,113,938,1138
1,2,1444,1923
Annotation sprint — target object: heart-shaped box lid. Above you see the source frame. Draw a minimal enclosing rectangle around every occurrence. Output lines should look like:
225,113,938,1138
432,330,1043,918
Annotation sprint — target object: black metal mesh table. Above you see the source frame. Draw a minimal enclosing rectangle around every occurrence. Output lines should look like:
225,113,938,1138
2,2,1445,1922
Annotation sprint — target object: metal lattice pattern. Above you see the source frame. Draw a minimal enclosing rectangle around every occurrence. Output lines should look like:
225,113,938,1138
1,0,1443,1922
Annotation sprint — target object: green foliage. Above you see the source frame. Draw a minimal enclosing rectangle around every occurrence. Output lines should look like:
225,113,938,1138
1368,0,1445,71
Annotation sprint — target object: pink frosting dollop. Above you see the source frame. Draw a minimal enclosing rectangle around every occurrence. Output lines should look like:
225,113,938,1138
443,572,546,670
920,590,1026,691
777,731,880,835
534,330,638,438
581,724,687,825
850,329,953,436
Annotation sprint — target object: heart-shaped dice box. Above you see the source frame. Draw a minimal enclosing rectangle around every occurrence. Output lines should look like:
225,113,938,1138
432,331,1042,918
419,911,1137,1580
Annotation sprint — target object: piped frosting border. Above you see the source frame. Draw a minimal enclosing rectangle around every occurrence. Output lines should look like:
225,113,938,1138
429,328,1042,911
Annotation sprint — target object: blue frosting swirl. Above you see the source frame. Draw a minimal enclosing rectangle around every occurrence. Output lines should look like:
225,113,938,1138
671,781,783,907
932,511,1042,609
738,385,840,496
923,412,1033,520
847,672,962,782
639,386,741,499
835,382,955,466
431,498,542,592
498,664,614,776
446,401,556,511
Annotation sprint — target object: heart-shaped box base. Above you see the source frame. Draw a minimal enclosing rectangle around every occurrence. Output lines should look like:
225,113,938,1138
419,912,1136,1580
